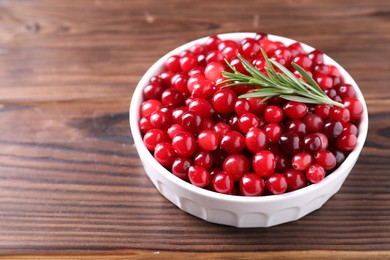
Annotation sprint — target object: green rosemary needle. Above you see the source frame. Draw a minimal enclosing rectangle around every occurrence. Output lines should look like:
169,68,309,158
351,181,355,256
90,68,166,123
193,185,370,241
218,49,345,108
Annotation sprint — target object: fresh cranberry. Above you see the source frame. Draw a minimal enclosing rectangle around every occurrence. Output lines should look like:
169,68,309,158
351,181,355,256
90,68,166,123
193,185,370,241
172,131,197,157
288,42,305,57
223,154,250,181
279,132,303,157
139,116,153,133
314,104,330,119
172,156,192,180
201,118,214,131
167,124,186,139
303,134,322,154
220,131,245,154
180,53,198,73
264,123,283,144
171,73,189,94
337,133,357,152
143,128,169,151
150,108,171,129
292,152,313,171
336,83,356,99
240,38,260,58
314,150,336,171
315,75,333,90
187,97,213,118
206,50,224,63
343,123,358,136
205,61,225,82
143,83,164,100
306,164,325,183
259,39,279,56
292,54,313,70
191,79,215,99
344,97,363,121
188,165,210,188
206,36,221,51
238,112,260,133
283,101,308,119
254,32,268,41
160,71,175,88
302,114,324,133
329,107,350,123
161,88,184,107
234,99,251,115
212,172,234,194
275,155,292,173
212,89,237,114
286,119,307,138
197,130,219,151
165,55,181,72
323,120,343,141
266,174,288,195
194,150,214,169
154,142,177,167
308,50,324,64
221,45,239,61
245,127,267,153
181,111,203,134
332,149,346,167
240,173,265,196
140,99,163,117
284,169,306,191
264,105,283,123
247,97,268,116
213,122,232,141
252,150,275,177
172,107,188,124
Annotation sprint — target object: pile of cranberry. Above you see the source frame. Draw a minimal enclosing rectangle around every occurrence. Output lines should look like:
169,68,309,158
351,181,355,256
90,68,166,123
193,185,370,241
138,33,363,196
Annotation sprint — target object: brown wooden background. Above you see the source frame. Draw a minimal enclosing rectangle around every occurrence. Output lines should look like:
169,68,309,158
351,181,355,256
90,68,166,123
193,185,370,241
0,0,389,259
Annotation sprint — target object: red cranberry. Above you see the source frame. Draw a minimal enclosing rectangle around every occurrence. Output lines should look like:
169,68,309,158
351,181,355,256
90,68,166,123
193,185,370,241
139,116,153,133
165,55,181,72
234,99,251,115
264,105,283,123
344,97,363,121
245,127,267,153
187,97,213,118
332,149,346,167
308,50,324,64
238,112,260,133
323,120,343,141
329,107,350,123
286,119,307,138
292,54,313,70
206,36,221,51
343,123,358,136
172,131,197,157
264,123,283,144
254,32,268,41
171,73,189,94
306,164,325,183
188,165,210,188
292,152,313,171
161,88,184,107
223,154,250,181
240,38,260,58
181,111,203,134
314,150,337,171
172,156,192,180
194,150,214,170
205,61,225,82
337,133,357,152
180,53,198,73
279,132,303,157
252,150,275,177
336,83,356,99
167,124,186,139
284,169,306,191
283,101,308,119
302,114,324,133
154,142,177,167
315,104,330,119
143,128,169,151
212,172,234,194
150,109,171,129
197,130,219,151
275,155,292,173
212,89,237,114
140,99,163,117
266,174,288,195
143,82,164,100
240,173,265,196
220,131,245,154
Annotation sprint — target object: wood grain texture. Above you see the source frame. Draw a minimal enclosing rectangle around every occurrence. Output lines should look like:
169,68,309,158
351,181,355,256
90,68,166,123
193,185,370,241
0,0,389,257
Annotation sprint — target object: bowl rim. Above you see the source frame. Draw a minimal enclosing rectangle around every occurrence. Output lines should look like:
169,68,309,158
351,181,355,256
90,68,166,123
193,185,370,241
129,32,368,204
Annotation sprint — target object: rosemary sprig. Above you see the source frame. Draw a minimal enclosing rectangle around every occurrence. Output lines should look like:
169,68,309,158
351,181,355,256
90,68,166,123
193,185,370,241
219,49,344,108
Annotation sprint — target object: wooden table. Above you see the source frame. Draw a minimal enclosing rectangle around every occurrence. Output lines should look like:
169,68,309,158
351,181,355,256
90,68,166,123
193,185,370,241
0,0,389,259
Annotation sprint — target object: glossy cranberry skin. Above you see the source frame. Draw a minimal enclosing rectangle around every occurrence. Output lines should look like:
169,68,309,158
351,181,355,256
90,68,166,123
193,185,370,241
181,111,203,134
223,154,250,181
286,119,307,138
213,122,231,141
238,112,260,133
336,83,356,99
323,120,343,141
212,89,237,114
344,97,364,121
206,36,221,51
292,54,313,70
303,134,322,154
205,61,225,82
143,128,169,151
329,107,350,123
288,42,305,57
264,105,283,123
150,109,171,129
252,150,275,177
197,130,219,151
187,98,213,118
167,124,186,139
172,107,188,124
234,99,251,115
284,169,306,192
283,101,308,119
143,83,164,100
172,131,197,157
220,131,245,154
247,98,267,116
315,75,333,90
194,150,214,170
264,123,283,144
308,50,324,64
239,174,264,196
160,71,175,88
191,80,215,99
188,165,210,188
343,123,358,136
332,149,346,167
171,156,192,180
161,88,184,107
292,152,313,171
139,116,153,133
303,114,324,133
140,99,163,117
221,45,239,61
180,53,198,73
171,73,189,94
154,142,177,167
240,38,260,58
306,164,325,184
275,155,291,173
337,133,357,152
279,132,303,157
245,127,267,153
266,174,288,195
314,150,337,171
165,55,181,72
206,50,224,63
315,104,330,119
212,172,234,194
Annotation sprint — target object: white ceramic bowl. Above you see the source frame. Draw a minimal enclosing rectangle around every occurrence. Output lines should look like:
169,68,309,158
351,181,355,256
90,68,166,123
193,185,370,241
129,33,368,228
